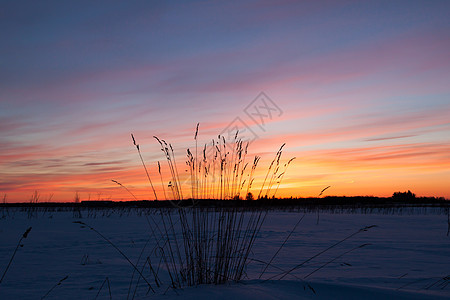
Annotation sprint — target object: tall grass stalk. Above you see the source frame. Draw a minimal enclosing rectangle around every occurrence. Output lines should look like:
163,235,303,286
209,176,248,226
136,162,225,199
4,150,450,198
303,243,371,279
266,225,377,280
74,221,155,293
258,144,285,199
131,134,158,200
157,162,168,201
94,277,112,300
271,157,296,198
41,275,68,300
112,180,139,201
0,227,32,285
120,124,295,292
259,213,305,278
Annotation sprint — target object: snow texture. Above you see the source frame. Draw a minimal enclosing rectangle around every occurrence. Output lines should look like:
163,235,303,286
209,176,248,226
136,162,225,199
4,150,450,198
0,207,449,299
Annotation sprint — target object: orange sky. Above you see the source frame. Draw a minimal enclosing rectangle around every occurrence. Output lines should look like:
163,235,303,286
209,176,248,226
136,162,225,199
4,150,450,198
2,125,449,202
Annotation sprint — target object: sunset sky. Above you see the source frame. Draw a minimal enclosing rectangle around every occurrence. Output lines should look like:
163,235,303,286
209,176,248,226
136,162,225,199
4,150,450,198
1,1,449,202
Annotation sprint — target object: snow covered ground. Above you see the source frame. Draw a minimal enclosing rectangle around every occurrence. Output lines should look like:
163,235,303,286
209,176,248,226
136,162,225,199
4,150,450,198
0,207,449,299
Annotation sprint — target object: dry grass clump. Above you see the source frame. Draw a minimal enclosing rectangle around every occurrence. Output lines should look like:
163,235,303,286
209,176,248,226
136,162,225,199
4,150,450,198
147,125,293,285
103,124,296,293
87,124,374,296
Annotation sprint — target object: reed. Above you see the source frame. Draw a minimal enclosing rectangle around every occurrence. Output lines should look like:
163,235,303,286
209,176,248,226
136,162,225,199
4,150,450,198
112,180,139,201
131,134,158,200
73,221,155,293
259,213,305,278
94,277,112,300
41,275,68,300
0,227,32,285
123,124,295,292
258,143,285,199
265,225,378,281
303,243,371,279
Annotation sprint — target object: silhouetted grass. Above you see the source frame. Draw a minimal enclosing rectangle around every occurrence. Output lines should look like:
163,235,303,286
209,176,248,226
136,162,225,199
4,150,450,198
94,277,112,300
40,275,68,300
0,227,32,285
119,125,295,291
265,225,378,281
73,221,155,293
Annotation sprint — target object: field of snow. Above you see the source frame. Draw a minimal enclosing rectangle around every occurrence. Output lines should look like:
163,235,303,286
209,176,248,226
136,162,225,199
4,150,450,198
0,207,449,299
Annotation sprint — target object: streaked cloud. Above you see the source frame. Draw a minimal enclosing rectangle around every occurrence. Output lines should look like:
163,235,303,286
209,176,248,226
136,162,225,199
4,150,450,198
1,1,449,201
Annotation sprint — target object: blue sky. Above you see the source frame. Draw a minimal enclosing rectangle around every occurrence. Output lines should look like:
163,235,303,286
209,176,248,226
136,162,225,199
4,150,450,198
1,1,449,201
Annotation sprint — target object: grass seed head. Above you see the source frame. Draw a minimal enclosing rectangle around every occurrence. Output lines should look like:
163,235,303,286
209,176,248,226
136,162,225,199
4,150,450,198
22,227,32,238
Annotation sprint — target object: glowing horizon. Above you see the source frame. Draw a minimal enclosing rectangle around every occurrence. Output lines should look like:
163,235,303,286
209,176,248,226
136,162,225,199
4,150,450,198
1,1,449,202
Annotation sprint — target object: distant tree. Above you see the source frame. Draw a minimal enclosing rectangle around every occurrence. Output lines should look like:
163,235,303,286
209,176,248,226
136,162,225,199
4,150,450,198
392,190,416,201
245,192,254,201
